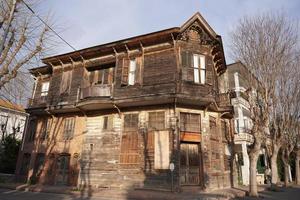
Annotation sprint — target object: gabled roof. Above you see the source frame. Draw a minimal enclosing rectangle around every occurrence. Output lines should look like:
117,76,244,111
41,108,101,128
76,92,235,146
180,12,217,39
0,99,25,113
31,12,227,75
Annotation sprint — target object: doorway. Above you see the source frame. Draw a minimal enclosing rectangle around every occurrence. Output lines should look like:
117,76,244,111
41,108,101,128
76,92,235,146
180,143,202,185
56,154,70,185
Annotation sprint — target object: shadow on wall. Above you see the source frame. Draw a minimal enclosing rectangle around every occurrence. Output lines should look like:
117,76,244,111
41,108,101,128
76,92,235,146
19,115,94,200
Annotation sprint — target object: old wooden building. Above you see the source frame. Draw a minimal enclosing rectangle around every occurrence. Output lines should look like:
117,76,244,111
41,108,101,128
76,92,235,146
16,12,234,191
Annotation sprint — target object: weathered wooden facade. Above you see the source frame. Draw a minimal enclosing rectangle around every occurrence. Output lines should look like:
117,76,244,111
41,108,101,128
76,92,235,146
16,12,234,191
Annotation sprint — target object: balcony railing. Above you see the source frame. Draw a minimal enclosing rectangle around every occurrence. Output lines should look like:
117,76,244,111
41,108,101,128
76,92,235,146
27,96,47,108
217,93,231,107
234,132,254,144
80,84,111,99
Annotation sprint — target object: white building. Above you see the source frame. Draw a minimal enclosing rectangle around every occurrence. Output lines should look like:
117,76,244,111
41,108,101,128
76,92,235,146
220,62,268,185
0,99,28,141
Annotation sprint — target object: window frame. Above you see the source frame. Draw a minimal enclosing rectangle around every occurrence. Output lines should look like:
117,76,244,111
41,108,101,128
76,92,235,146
63,117,75,140
148,111,165,131
180,112,201,133
192,54,206,84
128,59,136,85
41,81,50,96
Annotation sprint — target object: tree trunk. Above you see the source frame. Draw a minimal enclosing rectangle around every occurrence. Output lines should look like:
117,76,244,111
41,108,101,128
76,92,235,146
284,163,289,187
295,151,300,185
249,153,259,197
270,146,279,185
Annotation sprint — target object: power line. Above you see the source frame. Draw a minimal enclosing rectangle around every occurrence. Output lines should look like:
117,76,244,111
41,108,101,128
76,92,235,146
20,0,77,51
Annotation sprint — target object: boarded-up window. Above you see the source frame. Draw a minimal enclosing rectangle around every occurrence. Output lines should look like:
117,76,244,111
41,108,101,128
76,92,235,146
211,140,221,171
224,154,231,171
34,153,45,176
60,70,72,94
20,153,31,175
63,117,75,140
27,119,37,142
154,130,169,169
102,115,113,130
148,111,165,131
221,120,228,142
224,144,231,171
180,113,200,133
120,113,140,166
210,116,218,139
181,51,193,81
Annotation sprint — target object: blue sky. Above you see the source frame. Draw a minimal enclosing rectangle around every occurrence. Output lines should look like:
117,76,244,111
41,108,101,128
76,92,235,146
37,0,300,63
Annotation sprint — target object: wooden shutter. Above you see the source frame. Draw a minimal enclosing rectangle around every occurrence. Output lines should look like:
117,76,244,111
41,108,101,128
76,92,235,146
181,51,193,81
121,58,130,85
206,58,213,85
135,57,142,84
107,115,114,130
107,68,114,85
82,69,90,88
60,70,72,94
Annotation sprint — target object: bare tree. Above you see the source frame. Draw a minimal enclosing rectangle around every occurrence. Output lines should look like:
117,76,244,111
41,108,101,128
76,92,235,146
0,0,50,91
230,12,299,196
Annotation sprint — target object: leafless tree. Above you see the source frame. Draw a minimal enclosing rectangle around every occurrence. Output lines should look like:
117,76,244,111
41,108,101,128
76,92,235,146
269,51,300,188
230,11,299,196
0,0,51,96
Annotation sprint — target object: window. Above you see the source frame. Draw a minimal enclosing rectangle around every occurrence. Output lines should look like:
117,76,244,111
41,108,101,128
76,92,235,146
209,116,217,139
148,111,165,130
41,82,49,96
63,117,75,140
121,57,141,86
193,54,206,84
128,59,136,85
124,113,139,132
60,70,72,94
180,113,200,133
40,118,51,140
89,67,114,85
224,155,231,171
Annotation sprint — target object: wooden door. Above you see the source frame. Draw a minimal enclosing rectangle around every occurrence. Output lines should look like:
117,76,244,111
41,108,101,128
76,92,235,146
56,155,70,185
180,143,201,185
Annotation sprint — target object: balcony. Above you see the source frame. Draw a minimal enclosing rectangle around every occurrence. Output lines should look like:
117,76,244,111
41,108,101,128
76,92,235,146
27,96,47,108
234,132,254,145
216,93,231,107
80,85,111,99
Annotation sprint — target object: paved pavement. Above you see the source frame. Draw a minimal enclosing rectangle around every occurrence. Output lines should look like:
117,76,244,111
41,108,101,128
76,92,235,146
233,186,300,200
0,187,242,200
0,186,299,200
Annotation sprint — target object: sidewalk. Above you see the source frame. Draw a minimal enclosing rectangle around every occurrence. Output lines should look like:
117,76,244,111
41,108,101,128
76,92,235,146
0,182,269,200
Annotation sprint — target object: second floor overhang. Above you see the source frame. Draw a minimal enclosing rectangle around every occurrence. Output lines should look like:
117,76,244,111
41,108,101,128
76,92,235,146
27,92,233,118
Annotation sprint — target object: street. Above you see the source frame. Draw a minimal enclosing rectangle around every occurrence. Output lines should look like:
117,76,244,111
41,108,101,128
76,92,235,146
1,186,300,200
